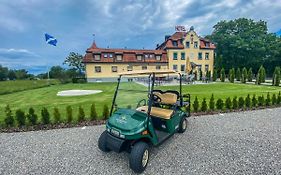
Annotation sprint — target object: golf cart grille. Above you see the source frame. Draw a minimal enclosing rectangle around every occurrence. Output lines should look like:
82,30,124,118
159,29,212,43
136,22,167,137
106,132,125,153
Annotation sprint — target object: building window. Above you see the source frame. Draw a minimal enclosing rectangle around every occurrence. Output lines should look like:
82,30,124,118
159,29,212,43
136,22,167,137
104,53,108,58
194,41,198,48
149,54,154,58
116,54,123,61
206,43,210,48
137,55,142,61
112,66,117,72
94,54,101,61
186,42,190,48
173,65,178,71
172,41,178,47
156,65,161,70
173,52,178,60
95,66,101,73
197,65,202,71
181,52,185,60
109,53,113,58
198,52,202,60
181,65,185,72
142,65,147,70
127,65,133,71
205,53,209,60
156,55,161,61
205,65,209,72
144,54,149,59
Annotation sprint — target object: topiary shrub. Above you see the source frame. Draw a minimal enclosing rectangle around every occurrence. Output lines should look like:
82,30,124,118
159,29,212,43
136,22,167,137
212,69,217,81
232,96,238,109
265,92,271,106
41,107,50,125
201,98,208,112
272,94,277,105
53,107,61,124
225,97,232,110
252,95,257,108
241,67,248,83
216,98,224,110
193,96,199,112
236,68,241,81
220,68,225,82
248,68,253,82
245,94,251,108
209,94,215,111
277,92,281,105
27,107,37,125
78,106,85,122
258,95,265,106
102,104,109,120
229,68,235,83
90,103,98,121
238,97,244,109
4,105,14,127
66,106,73,123
15,109,25,127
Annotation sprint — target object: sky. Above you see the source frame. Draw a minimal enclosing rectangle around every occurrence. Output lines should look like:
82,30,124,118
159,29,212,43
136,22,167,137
0,0,281,74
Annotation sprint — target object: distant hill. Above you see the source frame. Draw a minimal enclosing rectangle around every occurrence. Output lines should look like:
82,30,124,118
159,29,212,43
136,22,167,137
277,29,281,36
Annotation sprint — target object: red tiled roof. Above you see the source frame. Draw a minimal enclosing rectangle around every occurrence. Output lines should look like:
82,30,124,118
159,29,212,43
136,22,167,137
83,42,168,63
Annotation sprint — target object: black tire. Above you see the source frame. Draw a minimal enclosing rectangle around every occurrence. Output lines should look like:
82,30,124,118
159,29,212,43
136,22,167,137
98,131,111,152
178,117,187,133
129,142,149,173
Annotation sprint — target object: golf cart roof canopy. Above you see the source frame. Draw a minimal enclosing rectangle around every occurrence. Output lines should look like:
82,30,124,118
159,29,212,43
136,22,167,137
119,70,177,76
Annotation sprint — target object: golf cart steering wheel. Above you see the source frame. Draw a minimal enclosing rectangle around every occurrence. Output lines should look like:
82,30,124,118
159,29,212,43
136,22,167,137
136,99,146,108
152,94,162,103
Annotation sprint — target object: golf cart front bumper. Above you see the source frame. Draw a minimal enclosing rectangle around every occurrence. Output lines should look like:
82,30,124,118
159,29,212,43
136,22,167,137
106,132,126,153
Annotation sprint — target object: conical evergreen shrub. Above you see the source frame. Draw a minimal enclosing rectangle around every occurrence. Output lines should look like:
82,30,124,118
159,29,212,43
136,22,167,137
66,106,73,123
15,109,25,127
90,103,98,120
27,107,37,125
225,97,232,110
193,96,199,112
201,98,208,112
232,96,238,109
53,107,61,124
41,107,50,125
102,104,109,120
209,94,215,111
78,106,85,122
216,98,224,110
4,105,14,127
265,92,271,106
238,97,244,109
245,94,251,108
252,95,257,108
272,94,277,105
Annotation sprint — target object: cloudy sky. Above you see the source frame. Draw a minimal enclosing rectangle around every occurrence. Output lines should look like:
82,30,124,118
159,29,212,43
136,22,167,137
0,0,281,74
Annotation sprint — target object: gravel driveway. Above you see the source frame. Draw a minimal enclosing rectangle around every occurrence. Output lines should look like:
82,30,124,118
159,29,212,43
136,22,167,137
1,108,281,175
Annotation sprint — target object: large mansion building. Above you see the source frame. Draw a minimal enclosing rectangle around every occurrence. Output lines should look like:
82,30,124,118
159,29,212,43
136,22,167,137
83,26,215,82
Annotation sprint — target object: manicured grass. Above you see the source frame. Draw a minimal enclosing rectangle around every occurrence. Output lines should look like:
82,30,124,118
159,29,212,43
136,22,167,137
0,82,280,123
0,79,59,95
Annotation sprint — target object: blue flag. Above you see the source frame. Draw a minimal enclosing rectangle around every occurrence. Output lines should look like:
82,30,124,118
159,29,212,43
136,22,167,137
45,33,57,46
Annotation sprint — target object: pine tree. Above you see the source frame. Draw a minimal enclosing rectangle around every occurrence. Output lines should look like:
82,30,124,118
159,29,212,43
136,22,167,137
27,107,37,125
220,68,225,82
265,92,271,106
232,96,238,109
258,95,265,106
78,106,85,122
53,107,61,124
256,73,260,85
225,97,232,110
238,97,244,109
207,71,211,81
258,65,266,83
90,103,98,120
66,106,73,123
229,68,235,83
248,68,253,82
216,98,224,110
272,67,280,86
41,107,50,125
15,109,25,127
209,94,215,111
201,98,208,112
102,104,109,120
193,96,199,112
252,95,257,108
272,94,277,105
245,94,251,108
236,68,241,81
241,67,248,83
212,69,217,81
4,105,14,127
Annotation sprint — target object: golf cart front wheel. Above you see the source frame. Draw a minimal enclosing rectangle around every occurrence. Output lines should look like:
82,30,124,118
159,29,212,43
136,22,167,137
129,141,149,173
178,117,187,133
98,131,111,152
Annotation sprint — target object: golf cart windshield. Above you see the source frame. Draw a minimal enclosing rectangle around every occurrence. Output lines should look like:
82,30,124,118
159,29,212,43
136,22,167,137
112,70,180,113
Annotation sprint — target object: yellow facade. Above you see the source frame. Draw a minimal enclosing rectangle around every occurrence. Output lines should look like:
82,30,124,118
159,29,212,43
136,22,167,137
167,30,214,75
85,63,168,78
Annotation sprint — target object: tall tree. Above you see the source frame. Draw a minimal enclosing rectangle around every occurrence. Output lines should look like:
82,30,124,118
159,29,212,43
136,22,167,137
0,65,8,81
241,67,248,83
248,68,253,82
64,52,85,75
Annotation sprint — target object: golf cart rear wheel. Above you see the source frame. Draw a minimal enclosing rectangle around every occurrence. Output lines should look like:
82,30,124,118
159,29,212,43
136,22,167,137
178,117,187,133
98,131,111,152
129,141,149,173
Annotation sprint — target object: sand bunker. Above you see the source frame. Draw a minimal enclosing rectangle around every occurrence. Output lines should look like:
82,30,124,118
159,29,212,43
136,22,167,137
57,90,102,96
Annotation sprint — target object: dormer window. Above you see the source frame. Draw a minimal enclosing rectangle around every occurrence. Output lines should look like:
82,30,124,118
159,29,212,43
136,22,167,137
194,41,198,48
149,54,154,58
172,41,178,47
144,54,149,59
109,53,113,58
155,55,161,61
136,55,142,61
206,43,210,48
116,54,123,61
93,54,101,61
104,53,108,58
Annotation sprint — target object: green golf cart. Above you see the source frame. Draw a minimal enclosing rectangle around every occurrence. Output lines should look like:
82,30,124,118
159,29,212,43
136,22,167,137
98,70,190,173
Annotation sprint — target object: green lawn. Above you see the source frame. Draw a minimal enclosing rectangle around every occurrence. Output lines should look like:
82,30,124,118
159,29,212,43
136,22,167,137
0,82,280,123
0,79,59,95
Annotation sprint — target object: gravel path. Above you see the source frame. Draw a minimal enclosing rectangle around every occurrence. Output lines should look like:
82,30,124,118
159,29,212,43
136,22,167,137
1,108,281,175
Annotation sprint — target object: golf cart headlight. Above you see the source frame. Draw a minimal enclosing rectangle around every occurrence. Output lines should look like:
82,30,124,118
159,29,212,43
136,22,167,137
119,134,125,138
106,128,111,132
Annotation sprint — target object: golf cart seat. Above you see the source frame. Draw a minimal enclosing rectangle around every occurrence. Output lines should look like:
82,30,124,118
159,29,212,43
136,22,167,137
136,106,174,120
152,90,179,105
